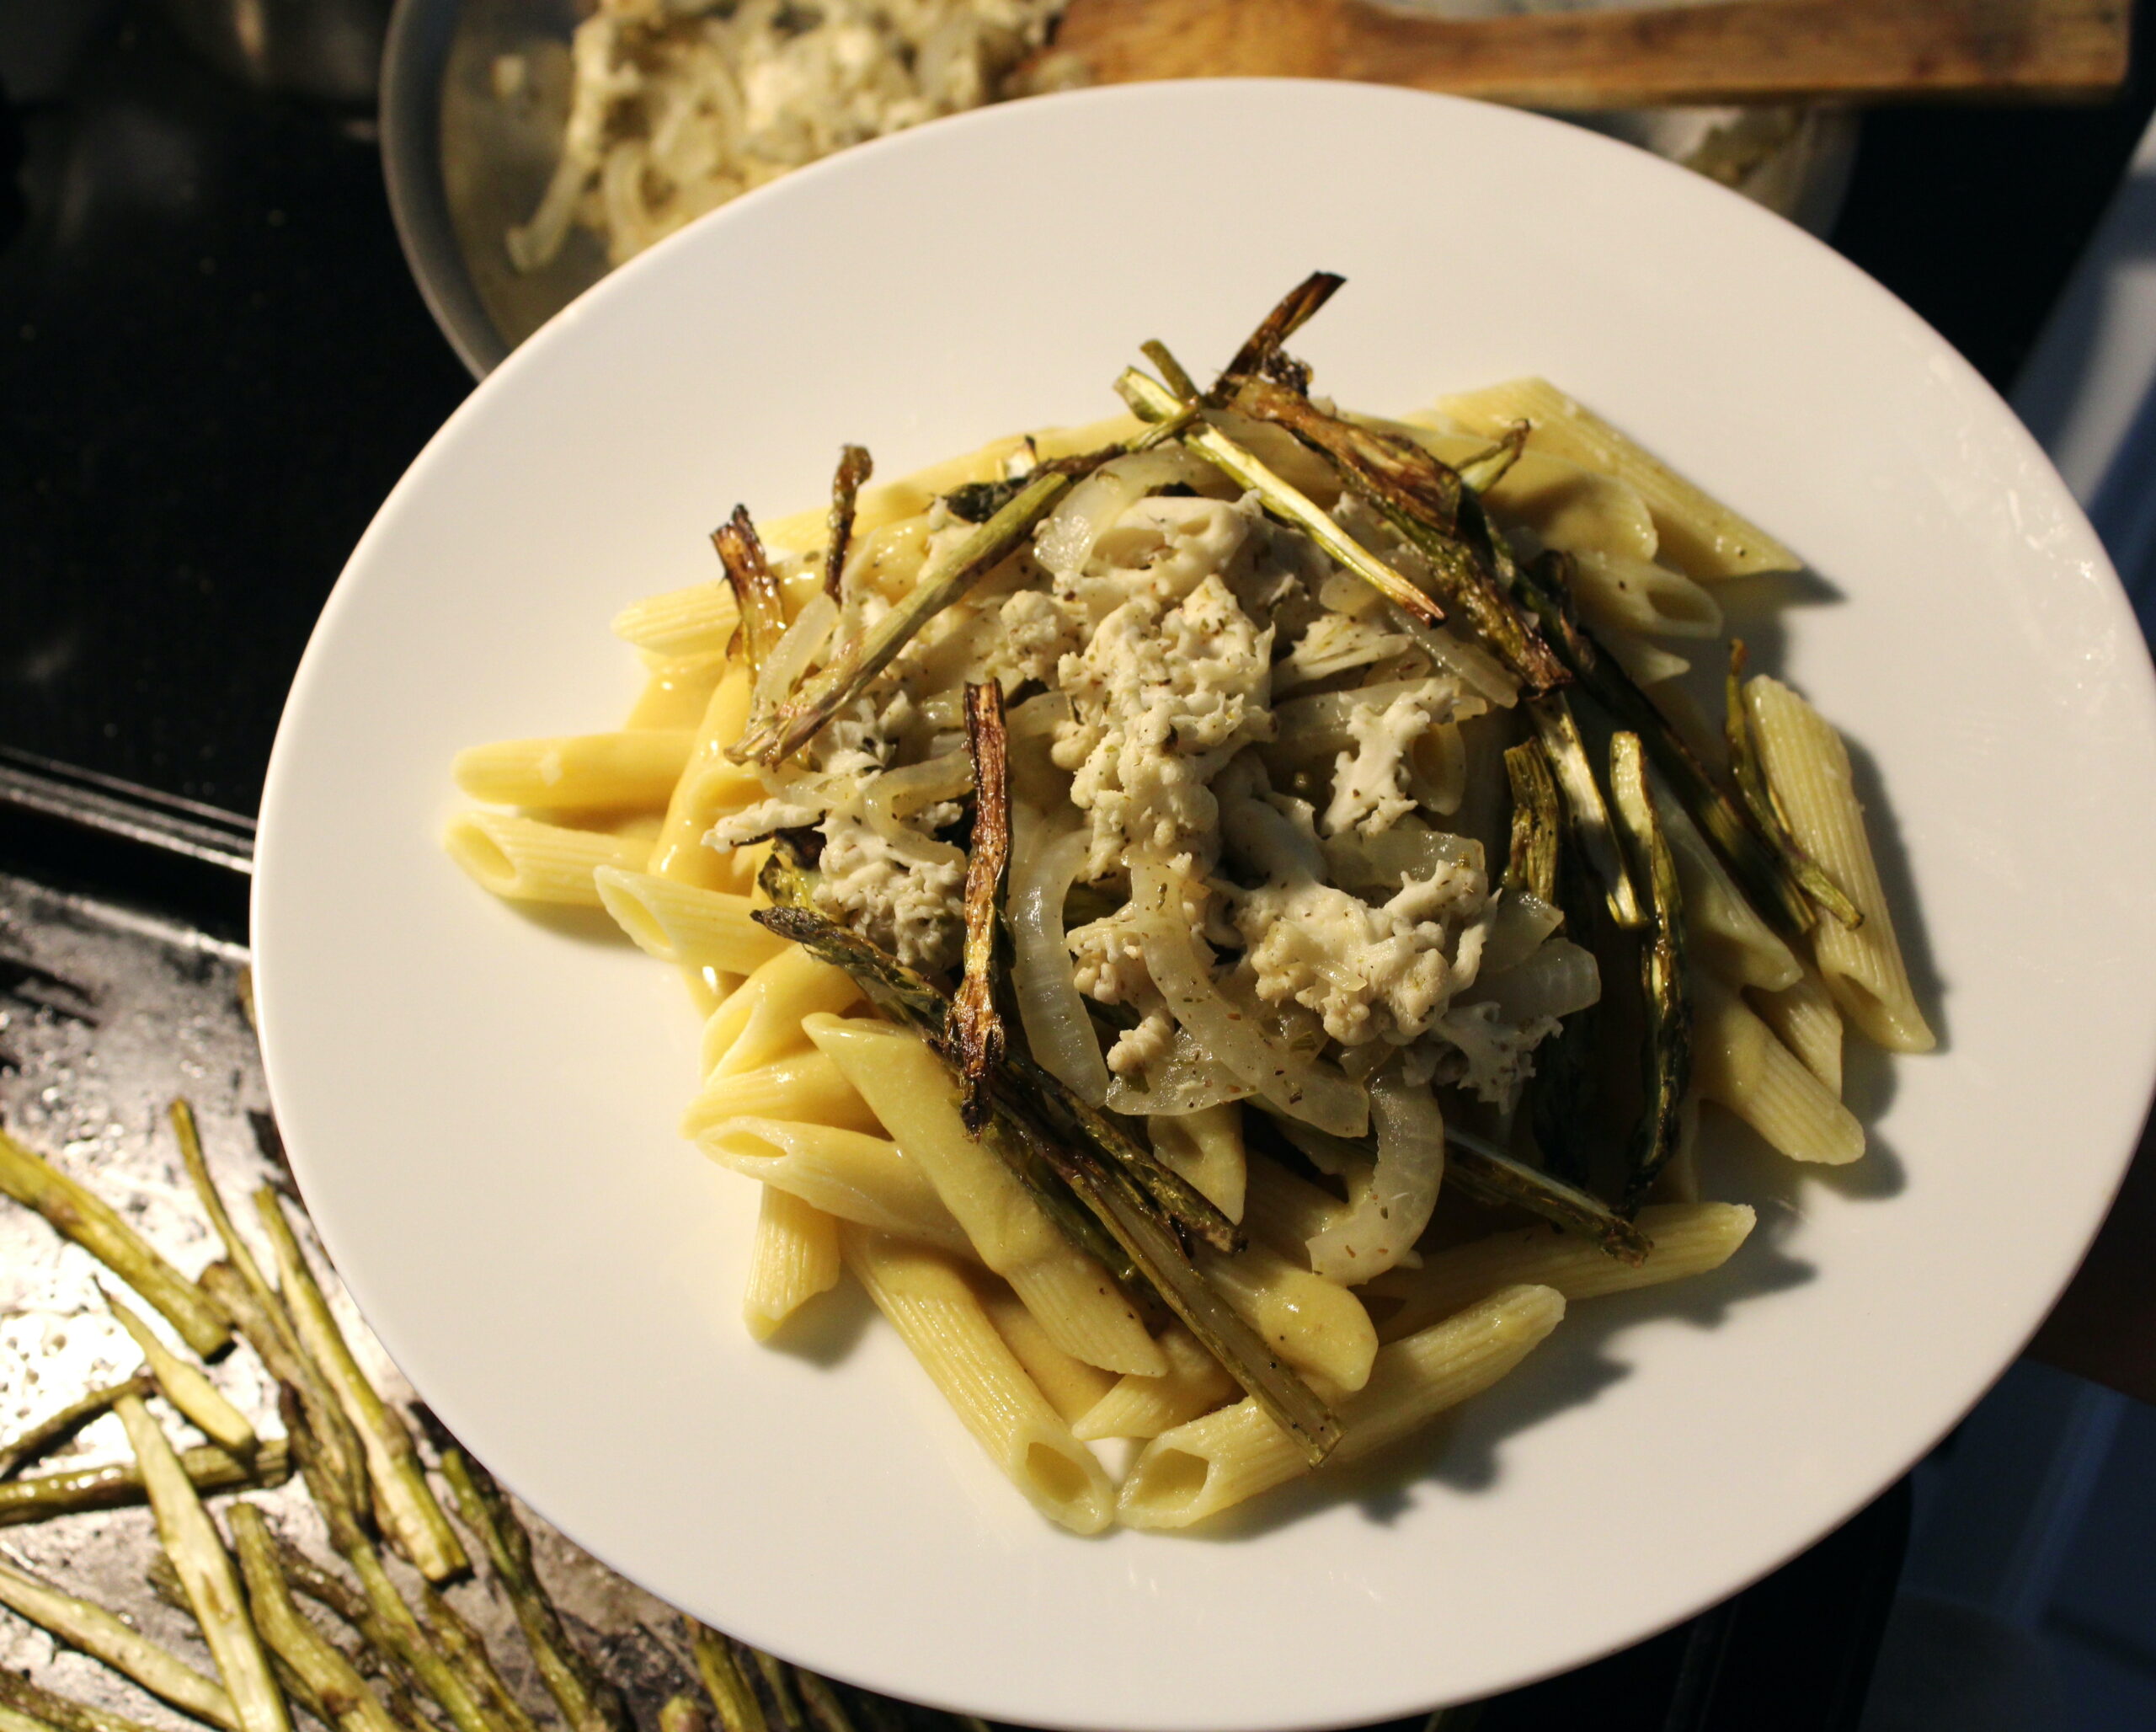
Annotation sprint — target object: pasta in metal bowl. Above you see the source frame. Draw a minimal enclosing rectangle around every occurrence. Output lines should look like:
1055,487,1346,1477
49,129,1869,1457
443,275,1930,1533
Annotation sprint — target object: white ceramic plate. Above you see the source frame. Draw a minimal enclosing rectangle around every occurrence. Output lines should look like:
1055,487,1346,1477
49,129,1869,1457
254,82,2156,1732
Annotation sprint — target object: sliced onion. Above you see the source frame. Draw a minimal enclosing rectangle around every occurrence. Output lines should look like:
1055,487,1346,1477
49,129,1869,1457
1413,624,1519,709
1478,890,1564,976
751,591,836,721
1273,677,1467,755
1103,1028,1253,1116
1007,690,1074,739
1305,1065,1445,1282
1009,810,1110,1105
1465,937,1601,1024
1407,720,1467,815
1132,861,1368,1139
1034,451,1193,577
862,752,969,871
1322,822,1485,894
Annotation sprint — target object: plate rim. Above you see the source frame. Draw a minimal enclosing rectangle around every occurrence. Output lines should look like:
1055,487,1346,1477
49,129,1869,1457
256,78,2156,1730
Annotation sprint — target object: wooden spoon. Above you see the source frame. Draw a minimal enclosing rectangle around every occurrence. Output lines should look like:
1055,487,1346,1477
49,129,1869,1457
1030,0,2131,110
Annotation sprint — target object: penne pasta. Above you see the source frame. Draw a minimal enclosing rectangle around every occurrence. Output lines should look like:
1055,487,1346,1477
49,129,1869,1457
611,582,741,660
595,867,787,975
1653,785,1801,992
681,965,741,1019
1599,628,1692,689
1569,548,1723,640
681,1051,880,1138
454,730,694,813
444,811,652,905
1148,1104,1247,1221
1366,1202,1755,1343
807,1016,1166,1377
449,309,1937,1532
978,1284,1119,1426
626,653,729,730
1118,1285,1566,1529
1437,377,1798,579
1746,676,1936,1053
1694,976,1864,1164
701,949,864,1077
1240,1155,1352,1266
696,1116,973,1259
742,1188,841,1342
1750,970,1844,1097
840,1228,1115,1535
1198,1243,1377,1393
1072,1327,1239,1442
648,666,762,888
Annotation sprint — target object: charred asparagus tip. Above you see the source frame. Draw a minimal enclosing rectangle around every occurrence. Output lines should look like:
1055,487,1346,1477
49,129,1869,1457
822,446,873,607
952,681,1011,1136
1210,270,1346,398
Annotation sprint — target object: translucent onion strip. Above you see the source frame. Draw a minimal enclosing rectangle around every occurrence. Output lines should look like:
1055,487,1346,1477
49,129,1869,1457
1478,890,1563,977
1464,937,1601,1024
750,592,837,726
1034,450,1202,578
1104,1029,1252,1118
1131,863,1367,1139
1008,813,1111,1105
862,753,971,871
1305,1066,1446,1283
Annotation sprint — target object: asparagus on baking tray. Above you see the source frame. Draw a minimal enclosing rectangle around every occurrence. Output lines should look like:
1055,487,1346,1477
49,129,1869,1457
0,1089,996,1732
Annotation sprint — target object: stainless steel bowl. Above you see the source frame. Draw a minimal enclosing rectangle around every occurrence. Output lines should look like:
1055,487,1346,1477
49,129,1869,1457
382,0,1856,381
382,0,602,376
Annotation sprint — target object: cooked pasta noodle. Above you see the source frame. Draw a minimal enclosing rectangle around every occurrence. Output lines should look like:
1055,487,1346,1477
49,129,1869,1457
840,1228,1115,1535
1117,1285,1566,1530
743,1187,842,1341
445,811,651,904
1745,676,1936,1052
1750,971,1845,1096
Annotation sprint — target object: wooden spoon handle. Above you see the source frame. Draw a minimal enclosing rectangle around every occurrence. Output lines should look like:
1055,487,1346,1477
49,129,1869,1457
1040,0,2131,109
1337,0,2130,108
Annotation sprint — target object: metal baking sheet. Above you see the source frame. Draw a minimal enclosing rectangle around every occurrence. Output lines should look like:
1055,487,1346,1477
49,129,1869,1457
0,869,694,1729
